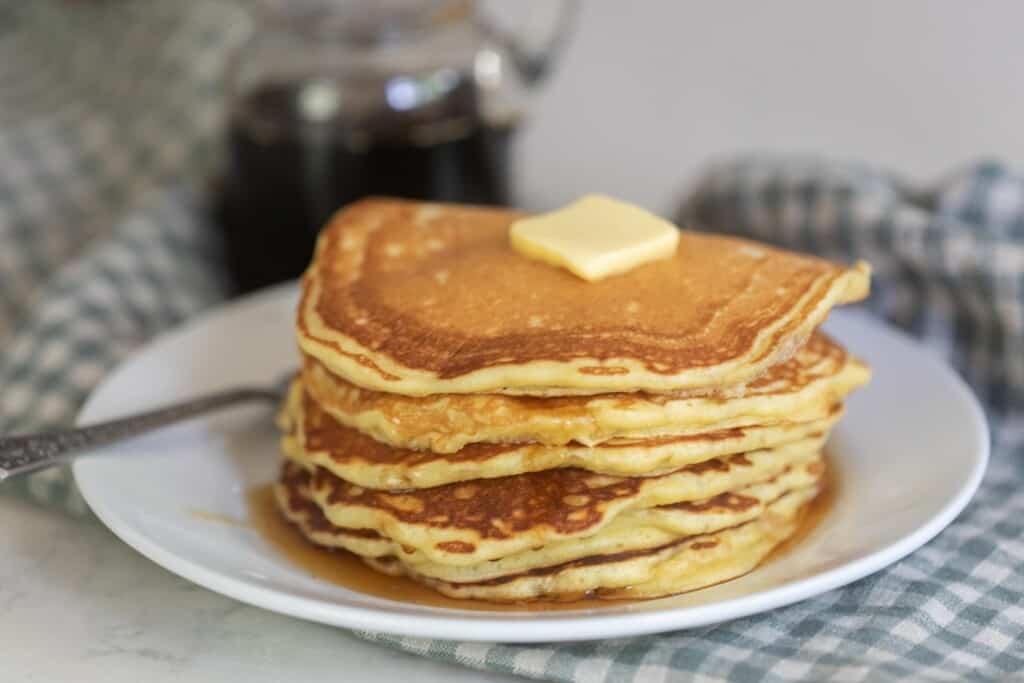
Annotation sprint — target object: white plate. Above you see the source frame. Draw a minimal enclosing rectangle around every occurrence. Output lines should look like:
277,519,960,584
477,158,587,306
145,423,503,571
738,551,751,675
73,283,988,643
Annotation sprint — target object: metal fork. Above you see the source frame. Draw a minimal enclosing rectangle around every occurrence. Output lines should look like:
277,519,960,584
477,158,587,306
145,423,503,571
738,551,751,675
0,370,296,481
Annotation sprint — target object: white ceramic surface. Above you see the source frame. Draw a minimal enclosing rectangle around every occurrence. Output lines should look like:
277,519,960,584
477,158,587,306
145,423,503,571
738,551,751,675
74,283,989,643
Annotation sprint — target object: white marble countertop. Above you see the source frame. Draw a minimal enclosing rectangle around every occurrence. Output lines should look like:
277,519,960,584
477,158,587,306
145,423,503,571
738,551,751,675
0,497,522,683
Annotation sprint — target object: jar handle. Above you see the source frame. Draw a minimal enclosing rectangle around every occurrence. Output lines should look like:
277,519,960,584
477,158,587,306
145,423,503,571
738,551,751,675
474,0,579,86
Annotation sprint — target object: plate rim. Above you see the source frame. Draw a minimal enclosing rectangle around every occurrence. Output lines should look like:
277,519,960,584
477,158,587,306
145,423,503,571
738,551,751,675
73,285,990,643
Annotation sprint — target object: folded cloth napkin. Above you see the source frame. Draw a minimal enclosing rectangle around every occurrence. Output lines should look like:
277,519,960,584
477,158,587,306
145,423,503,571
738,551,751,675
2,4,1022,682
0,0,243,509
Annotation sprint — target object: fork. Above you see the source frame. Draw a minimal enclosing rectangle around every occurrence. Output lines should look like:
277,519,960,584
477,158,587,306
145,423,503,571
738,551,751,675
0,370,296,481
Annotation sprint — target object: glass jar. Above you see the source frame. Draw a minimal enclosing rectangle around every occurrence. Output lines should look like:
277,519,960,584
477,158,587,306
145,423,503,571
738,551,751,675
215,0,574,292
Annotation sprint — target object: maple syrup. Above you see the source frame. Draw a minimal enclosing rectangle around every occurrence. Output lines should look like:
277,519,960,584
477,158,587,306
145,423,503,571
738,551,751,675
215,82,515,293
762,454,837,566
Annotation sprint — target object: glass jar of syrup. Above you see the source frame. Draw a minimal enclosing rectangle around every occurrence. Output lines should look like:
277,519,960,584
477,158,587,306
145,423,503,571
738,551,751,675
215,0,575,293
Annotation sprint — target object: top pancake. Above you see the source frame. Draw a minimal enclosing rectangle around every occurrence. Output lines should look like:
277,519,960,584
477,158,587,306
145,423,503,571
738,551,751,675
297,198,870,396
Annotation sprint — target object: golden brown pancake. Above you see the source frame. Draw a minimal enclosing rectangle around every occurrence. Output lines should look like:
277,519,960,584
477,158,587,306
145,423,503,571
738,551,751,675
302,332,869,453
367,488,813,601
274,462,393,560
283,379,842,489
297,198,869,396
284,436,824,566
278,460,815,601
277,458,822,584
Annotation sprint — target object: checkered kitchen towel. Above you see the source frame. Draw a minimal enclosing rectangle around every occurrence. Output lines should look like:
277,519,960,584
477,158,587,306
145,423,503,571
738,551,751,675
2,3,1022,681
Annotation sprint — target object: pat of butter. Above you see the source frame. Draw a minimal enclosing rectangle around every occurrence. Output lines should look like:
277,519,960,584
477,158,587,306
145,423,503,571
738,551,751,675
509,194,680,281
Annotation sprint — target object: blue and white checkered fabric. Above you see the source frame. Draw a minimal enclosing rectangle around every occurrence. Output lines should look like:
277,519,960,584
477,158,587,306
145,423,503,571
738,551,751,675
0,0,246,509
1,4,1021,681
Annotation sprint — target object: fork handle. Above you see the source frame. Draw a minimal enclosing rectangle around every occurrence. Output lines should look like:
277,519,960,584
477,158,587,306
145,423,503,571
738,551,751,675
0,387,280,481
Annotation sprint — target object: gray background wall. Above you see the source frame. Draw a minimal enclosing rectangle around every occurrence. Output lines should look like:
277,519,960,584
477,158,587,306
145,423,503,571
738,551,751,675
517,1,1024,212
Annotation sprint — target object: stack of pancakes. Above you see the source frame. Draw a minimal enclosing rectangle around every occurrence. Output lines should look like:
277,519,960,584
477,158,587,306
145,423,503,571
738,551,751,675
276,198,871,602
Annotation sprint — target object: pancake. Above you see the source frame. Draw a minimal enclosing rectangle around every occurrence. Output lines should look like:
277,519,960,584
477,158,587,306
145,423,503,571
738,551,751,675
277,457,822,583
297,198,869,396
284,380,843,489
285,436,824,566
275,463,393,560
275,463,393,559
366,487,814,602
302,331,869,453
275,197,872,603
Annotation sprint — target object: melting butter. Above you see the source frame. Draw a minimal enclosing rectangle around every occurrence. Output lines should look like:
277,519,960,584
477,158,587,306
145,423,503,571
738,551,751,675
509,194,679,281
